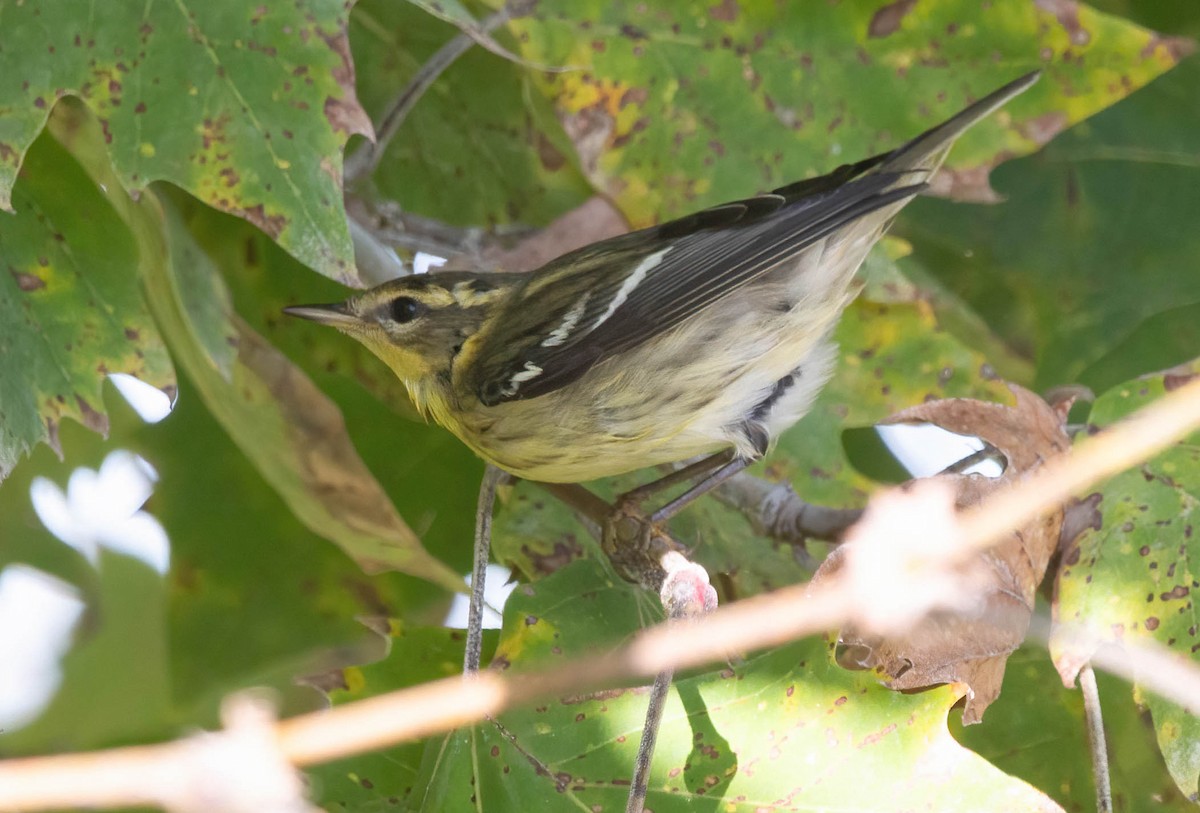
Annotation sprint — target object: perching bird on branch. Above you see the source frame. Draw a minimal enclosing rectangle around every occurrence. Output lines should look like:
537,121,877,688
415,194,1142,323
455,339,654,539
287,71,1040,668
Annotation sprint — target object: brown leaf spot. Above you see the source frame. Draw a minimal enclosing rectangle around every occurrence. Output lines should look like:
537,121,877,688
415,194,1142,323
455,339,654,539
1021,110,1070,148
10,270,45,291
708,0,739,22
868,0,917,38
619,86,648,109
1146,617,1160,631
519,539,583,576
1140,34,1197,62
75,395,109,434
317,24,373,140
324,95,373,140
857,722,897,747
1165,372,1198,392
1034,0,1091,46
560,104,615,178
533,131,566,172
236,204,287,239
1162,585,1190,601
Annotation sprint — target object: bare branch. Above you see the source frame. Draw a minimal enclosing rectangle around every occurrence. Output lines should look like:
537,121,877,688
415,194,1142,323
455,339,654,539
711,472,862,545
0,693,316,813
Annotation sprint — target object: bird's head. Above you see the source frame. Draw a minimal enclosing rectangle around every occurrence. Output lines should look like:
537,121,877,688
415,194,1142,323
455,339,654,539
284,272,511,391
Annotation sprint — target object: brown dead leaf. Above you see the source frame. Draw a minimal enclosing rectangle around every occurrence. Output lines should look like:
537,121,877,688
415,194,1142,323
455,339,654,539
236,320,461,588
814,385,1070,723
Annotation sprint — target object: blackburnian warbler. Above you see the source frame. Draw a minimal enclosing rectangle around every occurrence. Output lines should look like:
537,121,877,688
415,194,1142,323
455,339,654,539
287,73,1037,488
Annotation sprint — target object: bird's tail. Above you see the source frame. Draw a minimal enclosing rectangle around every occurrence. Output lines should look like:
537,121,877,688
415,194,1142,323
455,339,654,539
881,70,1040,174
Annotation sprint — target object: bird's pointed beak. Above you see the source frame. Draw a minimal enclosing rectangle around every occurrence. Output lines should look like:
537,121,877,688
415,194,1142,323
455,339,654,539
282,302,360,329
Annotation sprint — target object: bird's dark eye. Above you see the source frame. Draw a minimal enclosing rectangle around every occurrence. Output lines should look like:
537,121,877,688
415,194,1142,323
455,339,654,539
388,296,424,324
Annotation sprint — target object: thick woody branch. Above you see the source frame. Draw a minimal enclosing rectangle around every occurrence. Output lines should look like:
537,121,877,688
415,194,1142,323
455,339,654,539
712,473,863,545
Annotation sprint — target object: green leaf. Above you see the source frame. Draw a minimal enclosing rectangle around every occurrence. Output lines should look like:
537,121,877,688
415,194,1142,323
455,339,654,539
1052,360,1200,800
349,0,592,229
501,0,1185,226
410,562,1063,812
900,55,1200,391
312,625,487,811
134,190,464,592
1088,0,1200,38
954,645,1194,812
0,0,368,281
0,109,173,481
493,559,660,667
174,199,487,584
130,368,452,724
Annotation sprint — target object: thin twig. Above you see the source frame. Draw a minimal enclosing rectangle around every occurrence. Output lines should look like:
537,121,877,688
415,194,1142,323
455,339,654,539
938,444,1003,475
1079,664,1113,813
465,465,507,675
627,669,672,813
344,5,517,184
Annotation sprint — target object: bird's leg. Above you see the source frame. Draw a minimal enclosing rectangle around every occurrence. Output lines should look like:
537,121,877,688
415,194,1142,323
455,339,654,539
619,450,736,505
464,464,508,675
604,451,750,587
649,456,751,524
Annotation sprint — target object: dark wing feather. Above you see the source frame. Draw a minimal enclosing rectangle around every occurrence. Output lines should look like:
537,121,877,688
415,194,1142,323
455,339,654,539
469,71,1041,405
470,170,920,405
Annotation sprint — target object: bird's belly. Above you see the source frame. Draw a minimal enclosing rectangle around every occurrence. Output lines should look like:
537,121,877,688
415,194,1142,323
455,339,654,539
451,293,844,483
455,393,731,483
